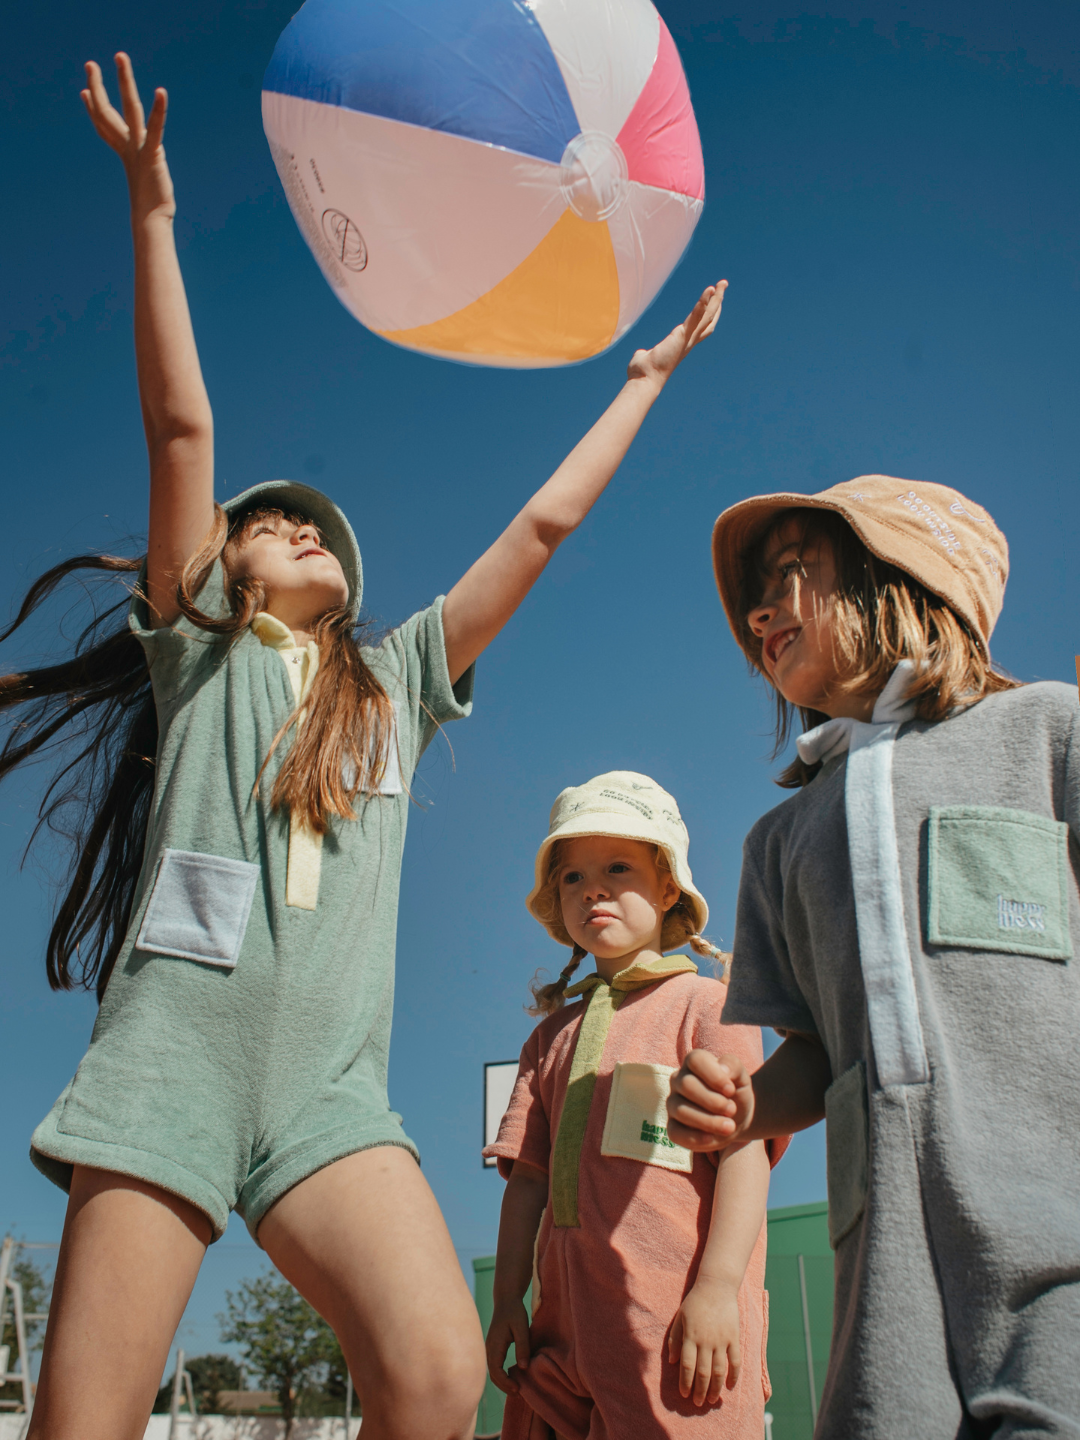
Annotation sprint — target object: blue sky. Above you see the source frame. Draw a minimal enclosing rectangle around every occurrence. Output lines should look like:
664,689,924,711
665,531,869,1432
3,0,1079,1362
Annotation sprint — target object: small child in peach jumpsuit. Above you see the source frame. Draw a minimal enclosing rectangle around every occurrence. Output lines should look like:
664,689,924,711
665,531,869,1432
484,773,788,1440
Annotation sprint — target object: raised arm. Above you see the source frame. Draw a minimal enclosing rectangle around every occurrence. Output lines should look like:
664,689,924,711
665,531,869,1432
83,54,215,625
441,283,727,684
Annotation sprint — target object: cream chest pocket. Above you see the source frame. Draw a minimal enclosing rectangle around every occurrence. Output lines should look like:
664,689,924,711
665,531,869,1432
135,848,260,968
600,1062,693,1174
927,806,1072,961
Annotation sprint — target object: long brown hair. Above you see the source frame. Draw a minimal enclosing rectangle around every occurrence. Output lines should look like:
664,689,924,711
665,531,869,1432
738,508,1021,788
1,504,392,999
0,554,156,1000
178,504,395,832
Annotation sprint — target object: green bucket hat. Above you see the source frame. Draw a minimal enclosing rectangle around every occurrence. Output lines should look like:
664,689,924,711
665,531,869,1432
224,480,364,620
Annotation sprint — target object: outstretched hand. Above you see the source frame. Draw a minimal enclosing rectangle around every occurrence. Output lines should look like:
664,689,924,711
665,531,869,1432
667,1049,754,1152
82,53,174,221
628,280,727,385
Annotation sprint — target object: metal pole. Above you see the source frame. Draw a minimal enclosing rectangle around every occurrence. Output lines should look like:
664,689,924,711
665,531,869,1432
168,1348,185,1440
183,1368,197,1419
0,1237,12,1343
6,1281,32,1419
344,1371,353,1437
797,1253,819,1425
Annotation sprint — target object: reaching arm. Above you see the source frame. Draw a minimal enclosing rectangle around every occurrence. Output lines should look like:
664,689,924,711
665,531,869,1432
485,1160,548,1397
83,54,215,626
667,1034,832,1152
441,282,727,684
668,1139,771,1406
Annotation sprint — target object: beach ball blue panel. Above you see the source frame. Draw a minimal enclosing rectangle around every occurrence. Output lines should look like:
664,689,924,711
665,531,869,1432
263,0,580,165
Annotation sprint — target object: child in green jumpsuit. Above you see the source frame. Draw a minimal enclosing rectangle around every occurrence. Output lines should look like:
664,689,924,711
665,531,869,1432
1,55,724,1440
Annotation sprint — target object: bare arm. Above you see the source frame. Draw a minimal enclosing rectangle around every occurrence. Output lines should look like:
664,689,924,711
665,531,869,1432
83,55,215,625
441,282,727,684
667,1035,832,1152
485,1160,548,1396
668,1139,771,1406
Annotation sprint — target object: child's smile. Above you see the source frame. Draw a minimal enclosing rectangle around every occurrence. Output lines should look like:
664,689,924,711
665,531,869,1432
748,519,874,721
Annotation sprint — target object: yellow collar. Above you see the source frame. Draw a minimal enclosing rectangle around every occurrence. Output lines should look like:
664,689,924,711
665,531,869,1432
564,952,698,998
251,612,302,651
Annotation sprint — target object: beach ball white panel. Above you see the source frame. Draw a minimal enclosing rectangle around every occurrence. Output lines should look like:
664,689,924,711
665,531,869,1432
526,0,661,138
263,91,565,333
607,183,705,341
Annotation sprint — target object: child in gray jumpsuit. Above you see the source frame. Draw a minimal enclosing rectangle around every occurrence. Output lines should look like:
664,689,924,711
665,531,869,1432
668,476,1080,1439
2,55,725,1440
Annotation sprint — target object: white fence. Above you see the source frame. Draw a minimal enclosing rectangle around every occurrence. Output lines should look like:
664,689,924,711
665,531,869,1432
0,1420,360,1440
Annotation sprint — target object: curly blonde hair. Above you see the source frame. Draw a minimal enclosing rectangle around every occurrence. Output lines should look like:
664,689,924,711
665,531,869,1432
527,840,730,1016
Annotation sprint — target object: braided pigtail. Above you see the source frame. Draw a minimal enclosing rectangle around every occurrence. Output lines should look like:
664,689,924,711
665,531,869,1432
528,943,588,1017
688,932,732,982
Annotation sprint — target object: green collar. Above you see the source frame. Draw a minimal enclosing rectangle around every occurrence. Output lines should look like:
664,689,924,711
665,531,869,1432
565,952,698,998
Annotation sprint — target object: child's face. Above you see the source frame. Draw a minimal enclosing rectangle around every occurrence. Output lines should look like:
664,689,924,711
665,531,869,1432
746,517,852,716
229,515,348,631
557,836,680,962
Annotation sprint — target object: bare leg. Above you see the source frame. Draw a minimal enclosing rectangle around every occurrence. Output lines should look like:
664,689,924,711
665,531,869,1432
28,1165,211,1440
260,1146,486,1440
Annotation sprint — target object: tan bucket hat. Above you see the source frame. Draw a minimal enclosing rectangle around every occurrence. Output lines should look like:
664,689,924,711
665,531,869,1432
711,476,1009,656
526,771,709,952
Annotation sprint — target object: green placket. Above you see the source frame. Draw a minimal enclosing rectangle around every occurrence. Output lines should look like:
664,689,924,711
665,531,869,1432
547,953,701,1228
550,980,625,1227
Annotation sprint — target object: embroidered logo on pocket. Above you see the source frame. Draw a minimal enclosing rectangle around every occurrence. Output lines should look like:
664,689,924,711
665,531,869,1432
600,1062,693,1174
135,848,260,969
927,806,1072,961
997,896,1046,932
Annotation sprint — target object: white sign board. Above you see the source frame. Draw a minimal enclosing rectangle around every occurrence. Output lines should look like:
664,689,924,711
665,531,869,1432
483,1061,519,1168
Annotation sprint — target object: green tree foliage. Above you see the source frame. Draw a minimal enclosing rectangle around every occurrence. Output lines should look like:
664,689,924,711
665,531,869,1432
0,1250,51,1408
153,1353,243,1414
219,1272,344,1435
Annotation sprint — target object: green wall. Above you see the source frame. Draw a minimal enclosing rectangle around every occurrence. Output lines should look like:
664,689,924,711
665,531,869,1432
471,1255,504,1439
763,1202,833,1440
472,1201,833,1440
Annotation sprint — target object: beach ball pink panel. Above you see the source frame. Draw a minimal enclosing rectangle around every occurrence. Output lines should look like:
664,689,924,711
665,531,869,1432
617,21,705,200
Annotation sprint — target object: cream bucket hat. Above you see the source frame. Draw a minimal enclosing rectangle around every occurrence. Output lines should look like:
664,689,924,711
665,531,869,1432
526,771,710,953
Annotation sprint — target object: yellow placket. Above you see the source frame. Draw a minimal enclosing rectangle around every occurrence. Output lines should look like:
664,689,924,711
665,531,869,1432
251,613,323,910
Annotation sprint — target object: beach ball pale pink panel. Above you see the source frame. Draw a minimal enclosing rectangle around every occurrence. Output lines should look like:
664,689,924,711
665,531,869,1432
263,0,705,367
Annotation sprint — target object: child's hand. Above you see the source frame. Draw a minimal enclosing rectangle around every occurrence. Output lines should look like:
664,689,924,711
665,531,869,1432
485,1298,532,1397
627,281,727,387
667,1049,754,1151
668,1279,742,1406
82,53,174,223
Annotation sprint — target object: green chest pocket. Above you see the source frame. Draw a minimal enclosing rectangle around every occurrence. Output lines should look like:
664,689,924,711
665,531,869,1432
927,806,1073,961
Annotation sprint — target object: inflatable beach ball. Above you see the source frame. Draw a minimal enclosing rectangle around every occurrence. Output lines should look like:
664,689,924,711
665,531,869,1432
262,0,704,367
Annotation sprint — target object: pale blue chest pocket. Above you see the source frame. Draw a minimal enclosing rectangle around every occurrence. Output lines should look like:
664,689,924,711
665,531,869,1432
927,806,1073,961
136,848,260,969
